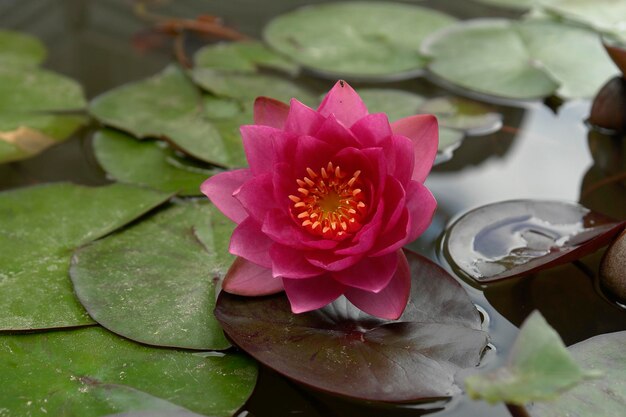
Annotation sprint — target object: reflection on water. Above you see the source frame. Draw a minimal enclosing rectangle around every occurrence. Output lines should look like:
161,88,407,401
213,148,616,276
0,1,624,417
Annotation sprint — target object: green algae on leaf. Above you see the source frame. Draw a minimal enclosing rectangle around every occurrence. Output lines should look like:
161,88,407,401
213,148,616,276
89,65,232,167
0,30,46,68
466,311,595,405
529,330,626,417
0,183,171,331
215,250,488,402
70,201,234,350
0,326,257,417
444,200,625,283
194,41,298,75
93,129,215,196
264,2,456,80
423,19,618,100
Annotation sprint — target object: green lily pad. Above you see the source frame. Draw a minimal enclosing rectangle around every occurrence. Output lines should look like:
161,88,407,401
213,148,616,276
0,66,87,163
423,19,618,99
472,0,536,10
0,183,171,331
529,330,626,417
215,250,488,402
89,65,232,167
93,129,214,196
194,41,298,75
356,89,426,122
466,311,595,405
0,326,257,417
70,201,234,350
538,0,626,41
192,69,315,105
0,30,46,68
204,98,253,168
263,2,456,80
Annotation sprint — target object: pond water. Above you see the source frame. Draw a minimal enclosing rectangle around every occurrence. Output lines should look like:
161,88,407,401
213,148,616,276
1,1,624,417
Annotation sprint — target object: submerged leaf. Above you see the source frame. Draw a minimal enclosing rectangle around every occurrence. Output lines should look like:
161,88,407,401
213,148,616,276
215,250,488,402
0,183,171,330
93,129,214,196
89,65,231,167
263,2,456,80
444,200,625,282
423,19,618,100
529,330,626,417
0,326,257,417
466,311,595,404
70,201,234,350
600,229,626,301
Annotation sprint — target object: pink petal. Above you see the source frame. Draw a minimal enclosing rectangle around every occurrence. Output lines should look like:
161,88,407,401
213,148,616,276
405,180,437,242
269,243,324,278
350,113,392,147
262,208,339,250
293,135,335,179
253,96,289,129
332,251,398,293
305,250,363,271
283,274,345,314
391,114,438,183
380,176,406,234
201,169,251,224
234,173,276,224
345,250,411,320
333,199,385,256
229,217,273,268
387,134,415,187
284,99,325,135
317,80,368,128
314,114,361,151
240,125,279,175
222,257,284,296
369,209,409,257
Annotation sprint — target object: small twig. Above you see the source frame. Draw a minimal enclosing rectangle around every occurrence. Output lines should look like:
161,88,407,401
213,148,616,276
134,1,250,41
173,31,191,69
581,171,626,198
506,403,532,417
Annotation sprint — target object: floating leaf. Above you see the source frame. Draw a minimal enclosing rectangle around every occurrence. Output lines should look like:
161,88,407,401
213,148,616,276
215,250,488,402
0,183,171,331
356,89,426,122
192,69,315,105
600,230,626,301
263,2,456,80
0,30,46,68
0,326,257,417
537,0,626,42
93,129,214,196
89,65,232,167
466,311,594,404
472,0,536,10
444,200,625,282
194,41,298,75
417,96,502,135
203,96,253,168
529,330,626,417
423,19,618,99
0,66,87,163
70,201,234,350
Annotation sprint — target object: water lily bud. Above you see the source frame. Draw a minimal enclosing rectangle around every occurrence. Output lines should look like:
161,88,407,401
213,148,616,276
589,76,626,133
600,229,626,302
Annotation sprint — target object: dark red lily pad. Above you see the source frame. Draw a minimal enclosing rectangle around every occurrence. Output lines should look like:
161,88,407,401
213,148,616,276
444,200,625,283
214,250,488,403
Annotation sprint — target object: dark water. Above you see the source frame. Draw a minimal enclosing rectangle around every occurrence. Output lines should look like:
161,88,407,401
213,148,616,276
1,1,624,417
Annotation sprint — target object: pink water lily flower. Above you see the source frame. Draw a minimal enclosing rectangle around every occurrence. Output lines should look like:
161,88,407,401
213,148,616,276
202,81,437,319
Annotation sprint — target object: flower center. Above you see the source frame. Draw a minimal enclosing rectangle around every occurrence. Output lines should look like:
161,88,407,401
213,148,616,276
288,162,367,240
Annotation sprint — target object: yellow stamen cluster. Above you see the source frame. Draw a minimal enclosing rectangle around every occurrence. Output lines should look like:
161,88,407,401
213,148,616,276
288,162,367,240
